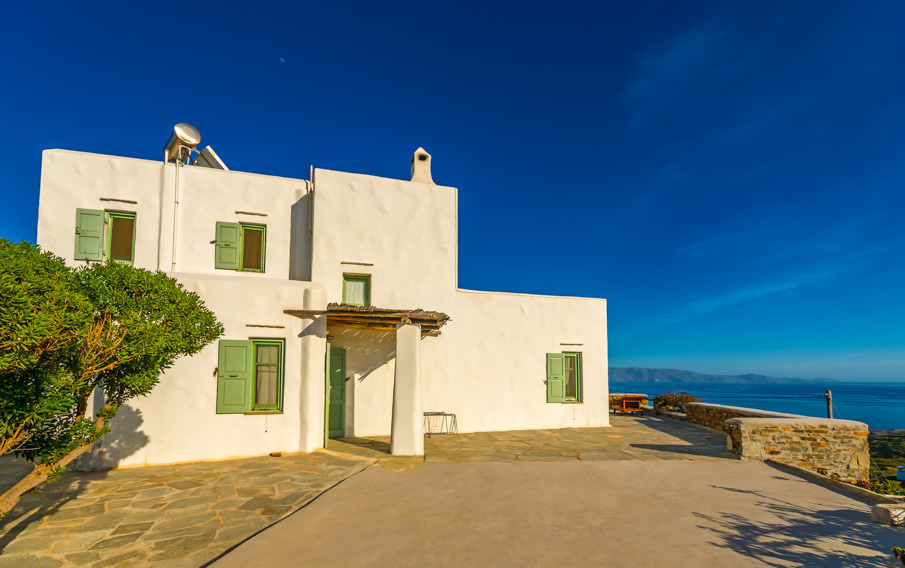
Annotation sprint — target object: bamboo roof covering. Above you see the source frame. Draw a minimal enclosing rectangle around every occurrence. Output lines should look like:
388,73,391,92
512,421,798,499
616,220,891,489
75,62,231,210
284,303,450,336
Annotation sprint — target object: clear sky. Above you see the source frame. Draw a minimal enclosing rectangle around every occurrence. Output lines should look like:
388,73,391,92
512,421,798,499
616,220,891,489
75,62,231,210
2,2,903,381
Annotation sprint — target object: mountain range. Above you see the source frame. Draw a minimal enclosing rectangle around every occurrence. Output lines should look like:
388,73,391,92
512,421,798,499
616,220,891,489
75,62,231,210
609,367,833,384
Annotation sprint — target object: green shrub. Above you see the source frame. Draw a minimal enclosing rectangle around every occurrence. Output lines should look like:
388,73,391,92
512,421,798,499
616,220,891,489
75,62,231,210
653,391,699,412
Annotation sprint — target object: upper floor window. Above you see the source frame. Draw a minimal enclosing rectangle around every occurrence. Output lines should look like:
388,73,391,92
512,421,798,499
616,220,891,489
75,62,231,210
74,209,136,263
342,274,371,306
215,222,266,272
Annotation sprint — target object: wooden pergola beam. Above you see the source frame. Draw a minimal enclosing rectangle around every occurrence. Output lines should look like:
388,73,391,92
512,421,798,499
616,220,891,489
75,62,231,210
283,304,449,337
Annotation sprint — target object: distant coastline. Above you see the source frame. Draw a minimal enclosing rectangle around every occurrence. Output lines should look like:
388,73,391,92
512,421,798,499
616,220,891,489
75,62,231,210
610,367,834,384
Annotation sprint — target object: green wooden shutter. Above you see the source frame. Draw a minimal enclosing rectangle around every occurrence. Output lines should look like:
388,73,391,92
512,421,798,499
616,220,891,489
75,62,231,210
215,222,242,270
217,340,253,413
546,353,566,403
74,209,105,261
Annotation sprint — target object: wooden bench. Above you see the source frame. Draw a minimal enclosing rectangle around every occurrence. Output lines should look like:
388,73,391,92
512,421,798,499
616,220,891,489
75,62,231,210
613,396,645,416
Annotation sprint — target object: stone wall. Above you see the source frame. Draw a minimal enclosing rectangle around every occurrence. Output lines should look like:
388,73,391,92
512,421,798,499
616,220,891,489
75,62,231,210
663,402,869,481
726,417,869,481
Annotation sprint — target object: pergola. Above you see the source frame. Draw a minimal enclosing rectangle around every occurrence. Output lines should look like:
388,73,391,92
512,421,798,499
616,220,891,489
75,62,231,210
283,303,450,456
284,304,450,336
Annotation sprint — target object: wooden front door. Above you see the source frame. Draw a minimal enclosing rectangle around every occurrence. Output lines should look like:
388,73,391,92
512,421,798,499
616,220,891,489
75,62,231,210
328,347,346,438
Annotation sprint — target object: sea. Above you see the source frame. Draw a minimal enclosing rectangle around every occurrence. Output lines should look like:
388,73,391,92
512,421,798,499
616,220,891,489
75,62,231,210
610,381,905,431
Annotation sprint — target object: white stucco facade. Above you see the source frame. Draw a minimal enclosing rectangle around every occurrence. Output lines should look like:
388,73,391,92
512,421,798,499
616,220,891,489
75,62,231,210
35,145,608,468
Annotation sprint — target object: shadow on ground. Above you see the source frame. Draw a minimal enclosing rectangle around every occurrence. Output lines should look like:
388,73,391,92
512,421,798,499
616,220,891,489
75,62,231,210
0,458,110,553
696,482,900,567
329,437,391,461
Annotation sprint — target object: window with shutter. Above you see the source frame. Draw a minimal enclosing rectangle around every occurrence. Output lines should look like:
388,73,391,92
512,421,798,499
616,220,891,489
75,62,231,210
216,339,284,414
215,222,266,272
75,209,137,263
546,352,581,403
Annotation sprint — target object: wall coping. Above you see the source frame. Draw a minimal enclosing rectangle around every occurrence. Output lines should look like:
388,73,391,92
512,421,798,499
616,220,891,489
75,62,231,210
610,393,649,398
725,416,868,429
684,402,812,419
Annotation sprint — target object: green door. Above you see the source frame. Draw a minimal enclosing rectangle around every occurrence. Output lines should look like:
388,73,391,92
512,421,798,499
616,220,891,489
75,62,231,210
328,347,346,438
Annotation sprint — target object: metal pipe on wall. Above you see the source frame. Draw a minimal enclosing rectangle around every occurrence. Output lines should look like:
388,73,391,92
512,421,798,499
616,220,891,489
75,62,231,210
170,147,182,272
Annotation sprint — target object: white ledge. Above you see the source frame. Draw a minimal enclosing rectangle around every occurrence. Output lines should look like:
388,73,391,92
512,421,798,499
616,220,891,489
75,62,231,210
725,417,868,428
685,402,812,419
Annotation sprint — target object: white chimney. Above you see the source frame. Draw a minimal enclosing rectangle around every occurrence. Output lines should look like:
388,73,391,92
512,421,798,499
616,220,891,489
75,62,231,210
410,147,434,184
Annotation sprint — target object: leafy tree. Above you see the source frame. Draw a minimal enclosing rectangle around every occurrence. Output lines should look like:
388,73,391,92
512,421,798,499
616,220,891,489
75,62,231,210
0,241,92,457
0,240,223,516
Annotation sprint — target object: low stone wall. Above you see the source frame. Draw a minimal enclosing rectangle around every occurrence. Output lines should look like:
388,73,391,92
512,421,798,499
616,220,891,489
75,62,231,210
662,402,869,481
726,418,869,481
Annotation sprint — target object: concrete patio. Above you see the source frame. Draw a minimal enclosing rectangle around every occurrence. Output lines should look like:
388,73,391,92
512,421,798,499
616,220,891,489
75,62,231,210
0,415,898,567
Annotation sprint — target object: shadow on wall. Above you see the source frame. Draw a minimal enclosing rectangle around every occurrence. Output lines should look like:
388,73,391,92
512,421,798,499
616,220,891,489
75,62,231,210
76,404,150,471
289,193,312,281
694,482,901,566
329,327,398,437
301,319,322,338
330,328,397,382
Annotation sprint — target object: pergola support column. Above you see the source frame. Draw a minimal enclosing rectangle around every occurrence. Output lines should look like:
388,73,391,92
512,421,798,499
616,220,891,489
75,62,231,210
391,322,423,456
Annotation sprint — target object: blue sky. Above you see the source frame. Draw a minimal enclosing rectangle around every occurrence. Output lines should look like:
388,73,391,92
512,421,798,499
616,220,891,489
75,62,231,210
2,2,903,380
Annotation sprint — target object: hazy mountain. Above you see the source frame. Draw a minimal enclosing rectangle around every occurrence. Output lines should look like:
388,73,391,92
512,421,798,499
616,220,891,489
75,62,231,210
609,367,834,384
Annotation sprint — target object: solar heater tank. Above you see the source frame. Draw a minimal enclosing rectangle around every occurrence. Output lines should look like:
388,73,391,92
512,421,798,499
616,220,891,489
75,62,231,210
163,122,201,163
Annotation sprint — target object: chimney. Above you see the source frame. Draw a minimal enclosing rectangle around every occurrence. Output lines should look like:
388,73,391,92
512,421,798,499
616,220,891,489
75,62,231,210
410,147,434,184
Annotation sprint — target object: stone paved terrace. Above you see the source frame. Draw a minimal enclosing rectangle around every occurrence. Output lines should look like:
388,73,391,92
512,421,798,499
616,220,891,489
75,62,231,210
332,413,729,464
0,416,729,567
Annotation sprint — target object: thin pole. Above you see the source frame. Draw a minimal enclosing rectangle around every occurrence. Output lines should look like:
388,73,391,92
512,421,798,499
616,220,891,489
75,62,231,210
825,390,833,419
171,146,183,272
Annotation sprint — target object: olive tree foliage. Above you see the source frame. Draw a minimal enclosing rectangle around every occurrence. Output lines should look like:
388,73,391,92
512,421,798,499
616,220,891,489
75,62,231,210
0,240,223,515
0,241,93,457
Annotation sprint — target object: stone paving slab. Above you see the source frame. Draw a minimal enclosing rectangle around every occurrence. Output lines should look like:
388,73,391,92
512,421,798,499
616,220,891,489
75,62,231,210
332,413,729,464
1,415,728,567
0,451,373,568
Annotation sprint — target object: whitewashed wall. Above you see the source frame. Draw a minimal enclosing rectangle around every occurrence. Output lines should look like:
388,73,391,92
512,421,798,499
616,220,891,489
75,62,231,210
38,150,164,270
444,290,609,432
82,274,327,468
327,290,608,438
37,149,312,280
312,168,609,437
310,168,458,312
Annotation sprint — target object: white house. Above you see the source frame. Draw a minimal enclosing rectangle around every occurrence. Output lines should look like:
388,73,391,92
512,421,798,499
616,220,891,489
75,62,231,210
35,131,608,468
